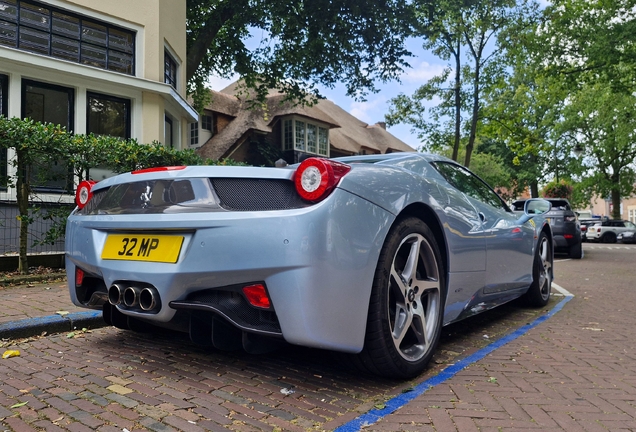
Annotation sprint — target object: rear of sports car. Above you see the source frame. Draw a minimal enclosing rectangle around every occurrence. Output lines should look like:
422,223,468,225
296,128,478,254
66,160,394,354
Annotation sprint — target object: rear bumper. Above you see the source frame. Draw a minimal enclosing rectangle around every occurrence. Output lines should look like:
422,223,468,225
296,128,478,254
66,188,393,353
553,233,581,250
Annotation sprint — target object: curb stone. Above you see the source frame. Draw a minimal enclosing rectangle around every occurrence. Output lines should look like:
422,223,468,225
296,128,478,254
0,311,106,340
0,272,67,287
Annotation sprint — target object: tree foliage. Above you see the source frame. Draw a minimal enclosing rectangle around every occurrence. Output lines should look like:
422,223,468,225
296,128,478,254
186,0,414,109
531,1,636,216
537,0,636,92
0,117,67,273
560,82,636,219
386,0,538,168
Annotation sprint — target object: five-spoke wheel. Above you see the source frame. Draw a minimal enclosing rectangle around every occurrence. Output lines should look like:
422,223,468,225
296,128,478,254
523,232,552,307
356,217,446,378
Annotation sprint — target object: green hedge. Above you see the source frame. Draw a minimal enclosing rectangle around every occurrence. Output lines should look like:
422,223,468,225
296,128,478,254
0,115,243,273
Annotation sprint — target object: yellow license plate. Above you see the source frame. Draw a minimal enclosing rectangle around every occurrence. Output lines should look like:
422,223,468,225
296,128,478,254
102,234,184,263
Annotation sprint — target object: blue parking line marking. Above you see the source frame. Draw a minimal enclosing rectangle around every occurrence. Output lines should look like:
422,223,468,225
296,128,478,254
334,294,574,432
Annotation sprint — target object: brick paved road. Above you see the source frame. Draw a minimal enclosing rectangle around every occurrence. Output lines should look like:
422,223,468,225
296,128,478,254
0,243,634,431
371,244,636,431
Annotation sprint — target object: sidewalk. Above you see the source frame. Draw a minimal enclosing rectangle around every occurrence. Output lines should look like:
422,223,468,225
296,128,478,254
0,276,105,339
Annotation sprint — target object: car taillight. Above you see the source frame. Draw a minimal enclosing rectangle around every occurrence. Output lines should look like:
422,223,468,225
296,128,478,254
75,267,85,287
132,166,186,174
75,180,96,209
294,158,351,202
242,284,271,309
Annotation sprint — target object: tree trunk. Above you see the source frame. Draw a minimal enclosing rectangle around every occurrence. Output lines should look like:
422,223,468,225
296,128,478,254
611,173,621,219
16,151,29,274
186,1,244,82
452,39,461,162
530,181,539,198
464,62,480,168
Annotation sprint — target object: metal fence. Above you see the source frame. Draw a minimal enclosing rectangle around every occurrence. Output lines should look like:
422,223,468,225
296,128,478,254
0,201,71,255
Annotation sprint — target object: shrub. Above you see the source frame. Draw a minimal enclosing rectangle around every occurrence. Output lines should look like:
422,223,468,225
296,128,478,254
542,179,573,200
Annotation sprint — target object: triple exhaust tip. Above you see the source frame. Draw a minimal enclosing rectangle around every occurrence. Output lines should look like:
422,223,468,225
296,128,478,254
108,283,160,311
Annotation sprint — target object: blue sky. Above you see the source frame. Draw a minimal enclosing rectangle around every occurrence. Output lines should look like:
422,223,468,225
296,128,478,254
207,38,445,151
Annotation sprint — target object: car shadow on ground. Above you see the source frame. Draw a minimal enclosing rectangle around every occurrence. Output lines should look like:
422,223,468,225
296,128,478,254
82,294,557,412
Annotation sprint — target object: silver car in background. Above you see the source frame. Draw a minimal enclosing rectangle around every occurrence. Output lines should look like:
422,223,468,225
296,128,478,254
66,153,553,378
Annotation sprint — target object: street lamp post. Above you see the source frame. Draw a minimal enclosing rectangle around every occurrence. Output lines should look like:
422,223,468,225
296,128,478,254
573,144,584,158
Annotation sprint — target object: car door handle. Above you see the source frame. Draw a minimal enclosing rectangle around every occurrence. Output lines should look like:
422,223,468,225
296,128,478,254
479,212,487,222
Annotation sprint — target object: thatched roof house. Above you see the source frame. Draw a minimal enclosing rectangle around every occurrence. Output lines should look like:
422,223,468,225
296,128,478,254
194,82,414,166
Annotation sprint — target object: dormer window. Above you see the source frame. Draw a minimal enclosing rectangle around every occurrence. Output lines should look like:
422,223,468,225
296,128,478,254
282,117,329,156
201,114,212,131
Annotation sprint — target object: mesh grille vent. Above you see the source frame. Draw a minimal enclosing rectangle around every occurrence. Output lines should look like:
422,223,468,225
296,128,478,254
211,178,307,211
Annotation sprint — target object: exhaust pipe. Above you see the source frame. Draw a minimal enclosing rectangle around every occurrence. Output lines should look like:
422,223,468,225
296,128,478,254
108,283,125,305
123,286,142,308
139,287,160,311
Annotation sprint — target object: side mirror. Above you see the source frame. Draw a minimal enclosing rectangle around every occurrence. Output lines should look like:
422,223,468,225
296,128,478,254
516,199,552,225
524,199,551,215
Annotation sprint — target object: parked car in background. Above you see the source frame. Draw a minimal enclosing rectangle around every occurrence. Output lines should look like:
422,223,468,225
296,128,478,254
66,153,554,379
617,230,636,244
587,220,636,243
513,198,582,258
579,218,602,242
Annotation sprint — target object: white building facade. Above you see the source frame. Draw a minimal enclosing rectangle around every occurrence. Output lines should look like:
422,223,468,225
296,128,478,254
0,0,196,201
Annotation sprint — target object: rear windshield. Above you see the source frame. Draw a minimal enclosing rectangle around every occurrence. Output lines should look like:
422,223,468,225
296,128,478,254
549,200,571,210
512,199,571,211
78,178,220,215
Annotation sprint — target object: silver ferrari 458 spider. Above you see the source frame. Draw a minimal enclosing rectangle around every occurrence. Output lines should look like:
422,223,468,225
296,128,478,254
66,153,553,378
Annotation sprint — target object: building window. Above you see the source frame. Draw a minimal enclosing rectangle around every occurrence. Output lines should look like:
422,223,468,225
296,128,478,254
87,92,130,138
201,114,212,131
318,127,328,156
164,50,177,89
281,117,329,156
0,74,7,188
295,120,305,151
0,0,135,75
190,122,198,146
283,119,293,150
164,115,173,147
307,123,317,153
22,79,74,192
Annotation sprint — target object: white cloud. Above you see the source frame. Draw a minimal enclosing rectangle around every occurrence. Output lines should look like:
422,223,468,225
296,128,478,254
401,61,448,84
349,97,388,124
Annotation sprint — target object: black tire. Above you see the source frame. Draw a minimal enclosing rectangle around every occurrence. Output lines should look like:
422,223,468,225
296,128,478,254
523,232,552,307
601,232,617,243
355,217,446,379
568,241,583,259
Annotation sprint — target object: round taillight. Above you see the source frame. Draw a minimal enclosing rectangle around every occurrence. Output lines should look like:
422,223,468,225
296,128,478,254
75,180,96,209
294,158,351,202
